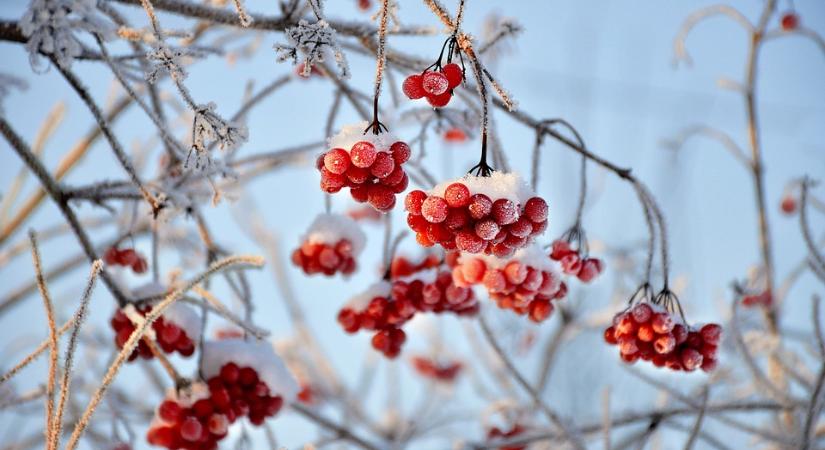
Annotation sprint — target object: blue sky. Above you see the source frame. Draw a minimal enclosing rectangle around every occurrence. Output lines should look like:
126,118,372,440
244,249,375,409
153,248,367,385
1,0,823,448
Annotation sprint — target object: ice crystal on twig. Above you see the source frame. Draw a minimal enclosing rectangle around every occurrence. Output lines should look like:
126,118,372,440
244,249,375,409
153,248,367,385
188,102,248,169
274,20,350,79
145,41,204,83
19,0,114,70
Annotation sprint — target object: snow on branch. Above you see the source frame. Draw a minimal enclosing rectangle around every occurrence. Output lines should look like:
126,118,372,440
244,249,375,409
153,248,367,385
274,19,350,79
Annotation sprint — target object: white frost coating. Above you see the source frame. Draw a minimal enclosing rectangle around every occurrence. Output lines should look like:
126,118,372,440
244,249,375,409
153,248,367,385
162,302,202,342
131,281,167,299
345,281,391,310
431,171,534,205
458,244,554,272
395,267,440,285
202,339,299,401
302,213,367,254
327,121,400,152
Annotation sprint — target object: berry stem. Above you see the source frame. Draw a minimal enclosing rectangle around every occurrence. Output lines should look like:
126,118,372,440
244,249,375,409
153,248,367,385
366,0,390,136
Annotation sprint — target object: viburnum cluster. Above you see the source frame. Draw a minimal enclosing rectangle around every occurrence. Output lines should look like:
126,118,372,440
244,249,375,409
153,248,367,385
110,302,200,362
550,237,604,283
402,62,463,107
104,246,148,274
404,172,548,256
451,245,567,322
317,122,411,212
291,213,366,277
147,340,298,449
337,263,478,358
410,355,463,382
604,299,721,372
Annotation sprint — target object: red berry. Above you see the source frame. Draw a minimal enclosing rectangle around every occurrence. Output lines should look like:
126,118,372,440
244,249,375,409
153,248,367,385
700,323,722,344
468,194,492,219
320,169,346,193
524,197,548,222
701,357,718,372
220,363,240,384
346,166,369,185
160,323,182,344
781,196,796,215
445,208,470,230
158,400,183,423
560,253,582,275
455,231,484,253
390,141,411,164
653,334,676,354
504,261,528,284
637,324,655,342
651,313,675,334
370,152,395,178
324,148,350,174
421,196,449,223
781,12,799,31
672,324,688,345
426,91,452,108
474,219,500,240
402,74,426,99
491,199,518,225
422,71,449,96
405,190,427,215
550,240,573,260
350,141,377,168
180,417,203,442
604,326,618,345
367,184,395,211
681,348,703,371
207,413,229,435
104,247,120,265
631,303,653,323
528,299,553,322
483,269,506,293
577,258,602,282
444,183,471,208
441,63,463,88
192,399,214,418
239,367,259,386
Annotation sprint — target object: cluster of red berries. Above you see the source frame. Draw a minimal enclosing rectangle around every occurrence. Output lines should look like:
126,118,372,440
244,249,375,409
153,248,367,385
390,252,441,278
104,246,148,274
550,239,604,283
402,63,463,107
452,251,566,323
318,138,411,212
410,355,462,382
110,306,195,362
291,239,357,277
486,424,526,450
404,181,548,257
338,265,479,358
604,303,721,372
147,363,284,449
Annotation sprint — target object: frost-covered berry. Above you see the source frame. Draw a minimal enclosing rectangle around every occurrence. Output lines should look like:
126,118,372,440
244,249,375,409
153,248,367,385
402,74,426,99
323,148,350,174
422,71,449,96
421,196,449,223
524,197,548,222
350,141,377,168
427,91,452,108
441,63,463,88
390,141,411,164
444,183,471,208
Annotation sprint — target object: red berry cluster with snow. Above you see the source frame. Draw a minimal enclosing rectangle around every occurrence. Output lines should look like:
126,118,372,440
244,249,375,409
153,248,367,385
410,355,462,382
337,264,479,358
110,302,200,362
604,303,721,372
147,340,297,449
402,63,463,108
318,122,411,212
404,172,548,256
550,239,604,283
104,246,148,274
452,245,567,322
291,213,366,277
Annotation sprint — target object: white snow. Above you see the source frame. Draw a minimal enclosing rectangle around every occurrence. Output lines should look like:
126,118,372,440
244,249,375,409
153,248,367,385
345,281,391,310
131,281,167,299
430,171,535,205
302,213,367,254
458,244,554,272
202,339,299,401
162,302,202,342
327,121,400,152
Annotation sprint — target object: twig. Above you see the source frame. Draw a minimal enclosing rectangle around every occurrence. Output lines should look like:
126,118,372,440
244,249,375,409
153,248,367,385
683,387,709,450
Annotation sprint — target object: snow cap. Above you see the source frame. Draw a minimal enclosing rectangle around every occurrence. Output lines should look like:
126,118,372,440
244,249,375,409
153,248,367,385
202,339,299,401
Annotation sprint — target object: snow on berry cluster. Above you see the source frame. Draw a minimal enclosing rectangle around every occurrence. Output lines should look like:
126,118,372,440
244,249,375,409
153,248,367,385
147,340,298,449
104,246,149,274
318,122,411,212
402,63,463,108
337,264,479,358
604,303,721,372
110,302,200,362
549,239,604,283
404,172,548,256
291,213,366,277
452,245,567,323
410,355,463,383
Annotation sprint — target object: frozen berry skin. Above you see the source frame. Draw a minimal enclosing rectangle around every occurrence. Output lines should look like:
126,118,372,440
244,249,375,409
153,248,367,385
421,196,449,223
350,141,377,168
442,63,463,88
524,197,548,223
402,74,426,99
323,148,350,174
368,185,396,211
700,323,722,344
468,194,493,219
421,71,449,96
444,183,471,208
426,91,452,108
474,219,500,240
491,199,518,225
405,190,427,215
390,141,411,164
456,231,484,253
370,152,395,178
